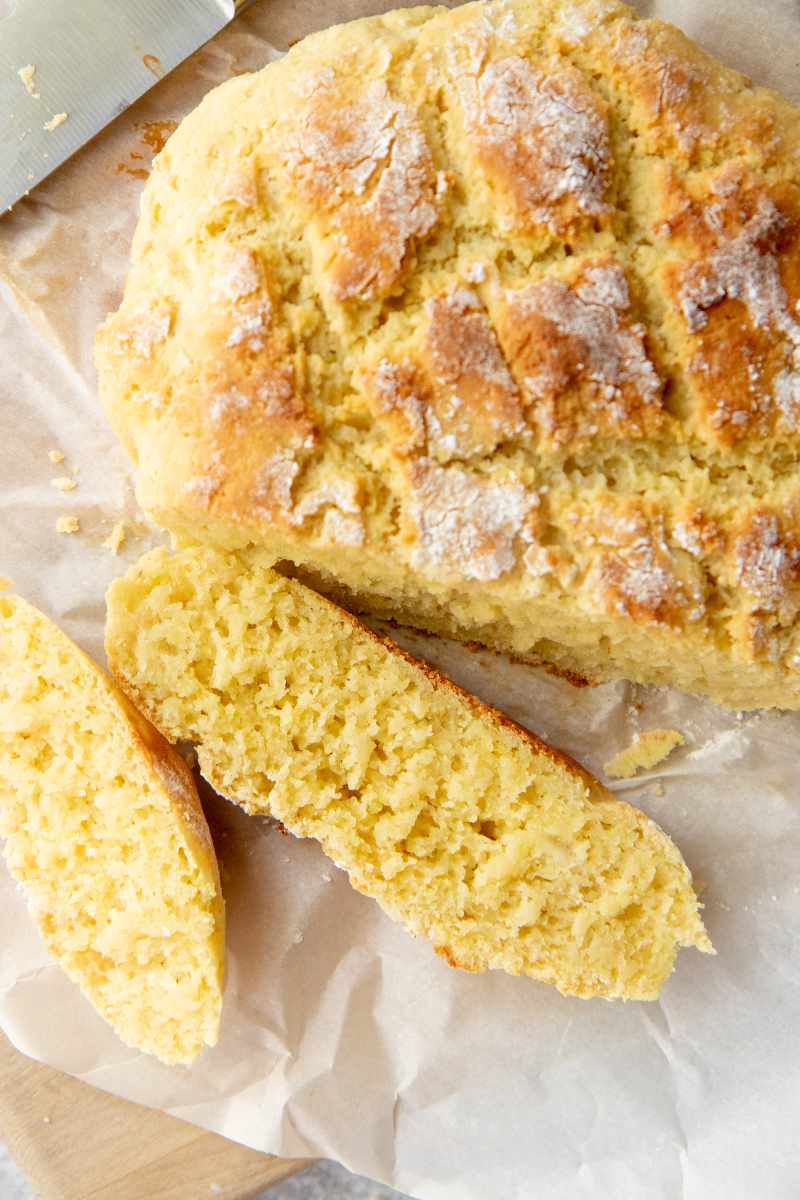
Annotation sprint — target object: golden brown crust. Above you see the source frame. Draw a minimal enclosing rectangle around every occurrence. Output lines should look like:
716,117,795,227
118,688,221,886
435,944,482,973
495,260,664,447
599,16,743,161
450,43,613,238
277,70,440,301
95,0,800,709
367,287,525,462
520,657,593,689
658,171,800,446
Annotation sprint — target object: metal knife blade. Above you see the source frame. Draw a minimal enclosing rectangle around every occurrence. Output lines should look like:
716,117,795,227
0,0,244,215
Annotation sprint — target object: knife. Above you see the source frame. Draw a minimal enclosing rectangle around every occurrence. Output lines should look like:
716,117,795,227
0,0,254,215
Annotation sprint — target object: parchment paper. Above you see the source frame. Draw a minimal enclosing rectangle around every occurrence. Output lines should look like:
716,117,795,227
1,2,800,1197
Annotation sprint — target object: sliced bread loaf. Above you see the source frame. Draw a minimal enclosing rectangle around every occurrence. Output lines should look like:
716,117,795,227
0,592,225,1064
95,0,800,710
106,545,710,1000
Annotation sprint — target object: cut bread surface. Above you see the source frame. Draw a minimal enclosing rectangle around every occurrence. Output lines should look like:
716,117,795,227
106,545,711,1001
0,593,225,1065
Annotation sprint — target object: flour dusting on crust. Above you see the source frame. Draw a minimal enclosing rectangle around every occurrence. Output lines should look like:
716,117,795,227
736,513,800,616
677,197,800,431
500,263,662,442
456,53,611,232
410,462,534,581
281,76,438,300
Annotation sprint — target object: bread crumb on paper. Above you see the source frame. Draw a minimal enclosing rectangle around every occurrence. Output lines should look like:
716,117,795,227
48,448,65,464
43,112,68,132
51,476,76,492
55,515,79,535
103,521,127,555
605,729,685,780
18,64,40,99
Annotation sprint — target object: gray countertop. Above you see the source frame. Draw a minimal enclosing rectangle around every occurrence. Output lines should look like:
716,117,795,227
0,1142,412,1200
0,1143,33,1200
263,1162,411,1199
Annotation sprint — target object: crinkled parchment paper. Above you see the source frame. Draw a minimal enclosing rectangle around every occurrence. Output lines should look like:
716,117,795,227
1,2,800,1197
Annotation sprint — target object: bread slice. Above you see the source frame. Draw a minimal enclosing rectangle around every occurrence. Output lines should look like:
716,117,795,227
106,545,710,1000
95,0,800,710
0,592,225,1064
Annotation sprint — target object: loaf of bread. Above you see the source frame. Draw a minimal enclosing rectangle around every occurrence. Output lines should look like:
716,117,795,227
95,0,800,710
106,545,710,1000
0,592,225,1064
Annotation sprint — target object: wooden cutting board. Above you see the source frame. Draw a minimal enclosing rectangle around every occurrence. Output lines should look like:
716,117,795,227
0,1034,307,1200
